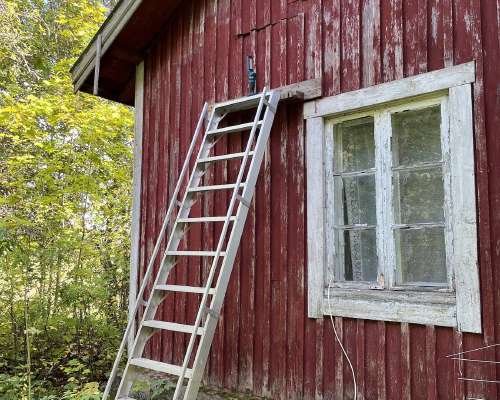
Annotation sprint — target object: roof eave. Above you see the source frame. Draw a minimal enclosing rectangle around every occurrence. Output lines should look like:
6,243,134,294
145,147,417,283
71,0,143,104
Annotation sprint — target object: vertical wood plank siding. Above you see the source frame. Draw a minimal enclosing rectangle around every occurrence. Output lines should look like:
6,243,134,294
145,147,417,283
138,1,500,398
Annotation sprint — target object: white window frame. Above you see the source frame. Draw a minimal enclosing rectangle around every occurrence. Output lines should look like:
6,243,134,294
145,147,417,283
305,62,481,333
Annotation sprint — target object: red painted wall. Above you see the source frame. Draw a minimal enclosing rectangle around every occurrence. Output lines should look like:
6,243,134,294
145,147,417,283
138,1,500,398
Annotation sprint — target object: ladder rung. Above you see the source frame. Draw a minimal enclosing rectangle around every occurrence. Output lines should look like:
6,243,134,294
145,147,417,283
207,121,262,136
165,250,226,257
178,216,236,223
198,151,254,163
188,183,245,193
214,92,270,112
143,320,205,335
156,284,216,295
129,358,193,378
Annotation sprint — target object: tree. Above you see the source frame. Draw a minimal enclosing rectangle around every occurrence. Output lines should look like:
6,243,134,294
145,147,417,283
0,1,134,397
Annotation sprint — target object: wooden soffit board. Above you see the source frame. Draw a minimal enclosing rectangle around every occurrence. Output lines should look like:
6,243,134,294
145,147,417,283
71,0,181,106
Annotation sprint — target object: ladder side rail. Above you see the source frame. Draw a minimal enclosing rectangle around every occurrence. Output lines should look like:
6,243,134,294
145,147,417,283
103,102,208,400
183,90,280,399
115,107,222,398
174,88,271,399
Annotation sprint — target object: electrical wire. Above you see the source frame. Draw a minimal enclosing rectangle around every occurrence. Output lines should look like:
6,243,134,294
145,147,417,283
327,276,358,400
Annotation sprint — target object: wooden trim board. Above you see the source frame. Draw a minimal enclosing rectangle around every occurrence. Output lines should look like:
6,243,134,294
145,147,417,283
323,289,456,327
278,78,322,102
128,61,144,354
306,117,325,318
449,84,481,333
304,62,475,119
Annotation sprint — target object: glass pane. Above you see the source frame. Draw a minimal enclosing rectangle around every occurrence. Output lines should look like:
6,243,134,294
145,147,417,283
395,227,447,285
335,174,376,225
392,105,442,166
336,229,378,282
334,117,375,172
394,167,445,224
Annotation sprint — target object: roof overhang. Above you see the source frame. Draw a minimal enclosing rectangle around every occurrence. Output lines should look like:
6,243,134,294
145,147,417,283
70,0,181,106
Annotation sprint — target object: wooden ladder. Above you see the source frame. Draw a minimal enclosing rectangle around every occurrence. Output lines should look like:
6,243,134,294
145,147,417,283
103,88,280,400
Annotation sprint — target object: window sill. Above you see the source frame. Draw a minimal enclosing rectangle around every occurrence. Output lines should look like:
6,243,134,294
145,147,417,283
322,288,456,327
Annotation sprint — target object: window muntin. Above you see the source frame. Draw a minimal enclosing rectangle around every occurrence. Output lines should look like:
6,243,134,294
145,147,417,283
328,98,452,291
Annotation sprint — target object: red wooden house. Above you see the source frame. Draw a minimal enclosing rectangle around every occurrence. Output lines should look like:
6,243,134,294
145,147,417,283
72,0,500,398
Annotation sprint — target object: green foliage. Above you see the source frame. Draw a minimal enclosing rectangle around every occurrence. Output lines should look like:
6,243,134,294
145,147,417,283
0,0,107,95
0,0,134,398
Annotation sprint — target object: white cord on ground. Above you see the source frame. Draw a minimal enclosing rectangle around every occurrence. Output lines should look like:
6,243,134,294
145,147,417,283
327,276,358,400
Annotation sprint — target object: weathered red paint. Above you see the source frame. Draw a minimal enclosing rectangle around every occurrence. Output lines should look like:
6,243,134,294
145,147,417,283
137,1,500,398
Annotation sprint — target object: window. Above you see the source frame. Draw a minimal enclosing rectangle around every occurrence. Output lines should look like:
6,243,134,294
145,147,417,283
305,62,481,333
327,99,450,290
